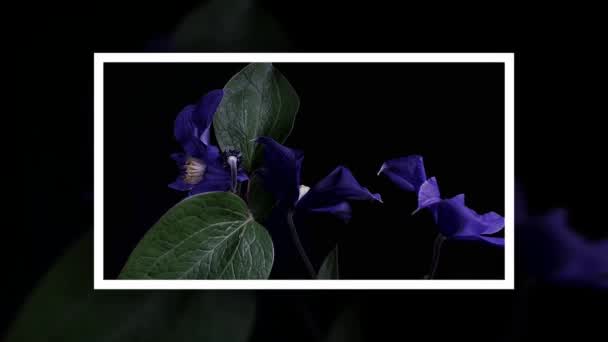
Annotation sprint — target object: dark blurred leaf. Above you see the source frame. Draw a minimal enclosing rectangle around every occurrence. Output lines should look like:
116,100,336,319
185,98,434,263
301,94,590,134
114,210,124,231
317,247,339,279
163,291,256,342
324,304,362,342
214,63,300,171
173,0,289,51
120,192,274,279
4,233,257,342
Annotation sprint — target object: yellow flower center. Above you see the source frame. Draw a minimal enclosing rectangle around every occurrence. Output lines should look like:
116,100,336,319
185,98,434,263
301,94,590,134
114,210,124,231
183,157,206,184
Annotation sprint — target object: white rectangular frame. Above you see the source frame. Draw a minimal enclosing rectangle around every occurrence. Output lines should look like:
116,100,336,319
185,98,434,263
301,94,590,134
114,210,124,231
94,53,515,290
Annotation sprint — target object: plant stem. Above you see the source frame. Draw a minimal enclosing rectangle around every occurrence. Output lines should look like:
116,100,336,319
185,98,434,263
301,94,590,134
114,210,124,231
287,210,317,278
245,179,251,202
245,170,259,203
426,234,446,279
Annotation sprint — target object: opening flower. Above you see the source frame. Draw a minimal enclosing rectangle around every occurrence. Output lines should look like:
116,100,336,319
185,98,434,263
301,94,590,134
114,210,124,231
256,137,382,223
378,155,504,246
169,89,247,195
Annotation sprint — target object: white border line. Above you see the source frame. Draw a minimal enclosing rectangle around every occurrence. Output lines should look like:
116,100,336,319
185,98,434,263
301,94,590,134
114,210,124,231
94,53,515,290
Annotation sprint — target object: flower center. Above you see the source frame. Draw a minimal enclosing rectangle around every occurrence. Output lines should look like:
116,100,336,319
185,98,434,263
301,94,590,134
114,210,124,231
222,148,243,168
222,148,243,193
183,157,206,184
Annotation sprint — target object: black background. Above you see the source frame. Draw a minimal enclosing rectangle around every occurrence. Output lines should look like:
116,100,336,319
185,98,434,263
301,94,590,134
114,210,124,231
7,1,607,341
104,62,504,279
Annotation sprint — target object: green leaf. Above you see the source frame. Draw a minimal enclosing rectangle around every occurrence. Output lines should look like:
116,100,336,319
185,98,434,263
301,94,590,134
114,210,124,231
214,63,300,170
317,247,339,279
247,174,277,223
119,192,274,279
5,233,257,342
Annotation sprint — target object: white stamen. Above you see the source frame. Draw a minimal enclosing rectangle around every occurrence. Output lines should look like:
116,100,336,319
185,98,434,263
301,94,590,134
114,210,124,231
298,185,311,201
183,157,206,184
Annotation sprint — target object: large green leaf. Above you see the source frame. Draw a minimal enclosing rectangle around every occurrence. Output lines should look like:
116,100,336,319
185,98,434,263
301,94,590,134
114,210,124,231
4,233,257,342
214,63,300,170
317,247,339,279
119,192,273,279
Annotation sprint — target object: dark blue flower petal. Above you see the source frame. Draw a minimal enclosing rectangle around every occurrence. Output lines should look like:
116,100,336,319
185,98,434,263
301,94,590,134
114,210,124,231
173,90,223,156
173,104,201,156
448,235,504,246
308,201,353,223
520,208,608,288
237,169,249,182
200,144,222,164
448,194,504,235
296,166,382,213
433,195,504,247
414,177,441,213
256,136,303,208
189,164,231,195
599,241,608,255
452,193,465,205
477,211,506,235
378,155,427,192
555,244,608,288
477,236,505,246
192,89,223,146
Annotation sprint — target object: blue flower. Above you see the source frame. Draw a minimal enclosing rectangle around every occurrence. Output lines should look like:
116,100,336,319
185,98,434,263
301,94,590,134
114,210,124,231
256,137,382,223
378,155,504,247
169,89,247,195
517,189,607,288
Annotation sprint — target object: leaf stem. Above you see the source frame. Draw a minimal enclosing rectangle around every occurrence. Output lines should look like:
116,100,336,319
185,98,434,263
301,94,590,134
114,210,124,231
244,170,259,204
287,210,317,278
245,180,251,202
426,234,446,279
236,182,243,198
